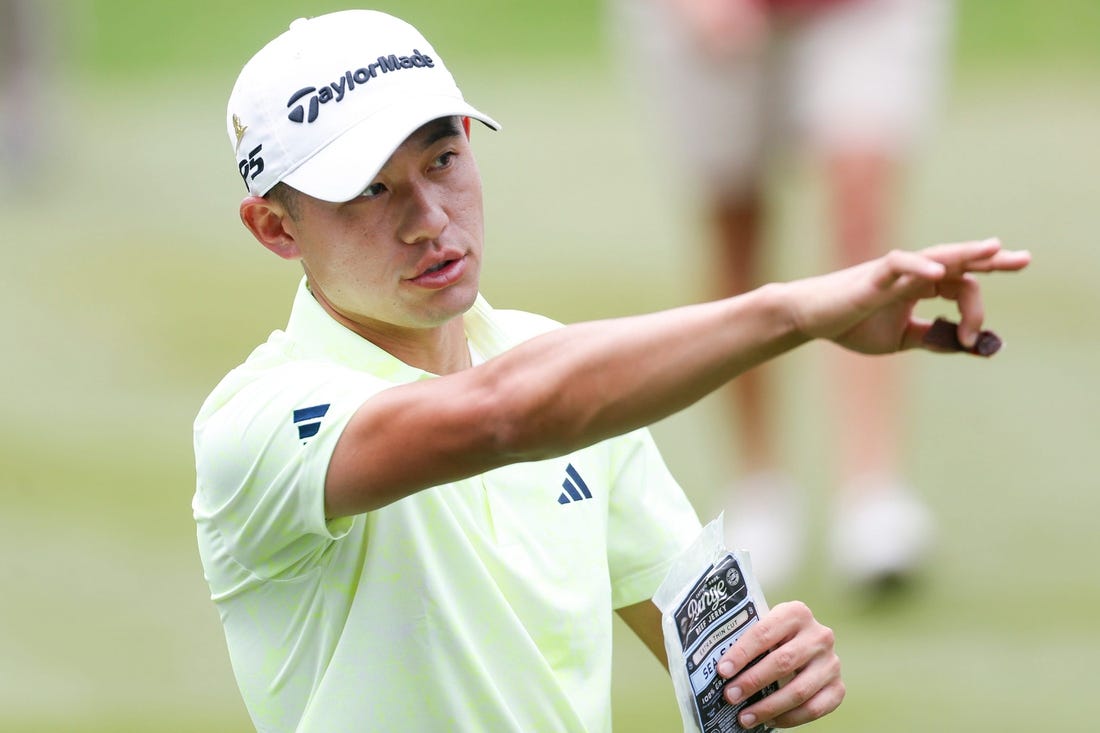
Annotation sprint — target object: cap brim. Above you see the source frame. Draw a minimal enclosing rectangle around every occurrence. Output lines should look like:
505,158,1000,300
281,95,500,203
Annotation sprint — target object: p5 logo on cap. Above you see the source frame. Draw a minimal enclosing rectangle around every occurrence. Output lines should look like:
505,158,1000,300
238,144,264,190
285,49,435,124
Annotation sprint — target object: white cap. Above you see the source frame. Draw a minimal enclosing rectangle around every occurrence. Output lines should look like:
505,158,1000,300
226,10,500,202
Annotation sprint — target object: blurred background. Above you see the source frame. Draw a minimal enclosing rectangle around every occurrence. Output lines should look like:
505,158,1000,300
2,1,1097,731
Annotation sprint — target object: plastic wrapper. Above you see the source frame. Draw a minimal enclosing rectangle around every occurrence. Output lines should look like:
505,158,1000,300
654,514,779,733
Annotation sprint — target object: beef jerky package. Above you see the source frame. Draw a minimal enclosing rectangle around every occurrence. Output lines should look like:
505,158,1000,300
654,514,779,733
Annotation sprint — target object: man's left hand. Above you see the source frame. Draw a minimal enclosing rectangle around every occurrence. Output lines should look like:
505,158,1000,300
716,601,845,729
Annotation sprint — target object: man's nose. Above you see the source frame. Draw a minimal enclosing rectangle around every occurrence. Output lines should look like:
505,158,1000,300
397,184,447,244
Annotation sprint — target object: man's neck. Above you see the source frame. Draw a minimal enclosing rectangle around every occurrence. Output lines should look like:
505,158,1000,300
360,319,472,376
307,283,472,375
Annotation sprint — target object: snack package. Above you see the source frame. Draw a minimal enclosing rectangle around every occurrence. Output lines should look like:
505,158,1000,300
653,514,779,733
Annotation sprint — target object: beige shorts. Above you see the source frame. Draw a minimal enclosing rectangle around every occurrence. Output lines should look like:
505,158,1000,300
611,0,954,195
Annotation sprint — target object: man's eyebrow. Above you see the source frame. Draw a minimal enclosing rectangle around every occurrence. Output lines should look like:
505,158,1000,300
421,118,463,148
372,118,463,184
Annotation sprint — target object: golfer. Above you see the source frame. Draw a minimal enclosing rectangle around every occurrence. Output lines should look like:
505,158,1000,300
193,9,1028,732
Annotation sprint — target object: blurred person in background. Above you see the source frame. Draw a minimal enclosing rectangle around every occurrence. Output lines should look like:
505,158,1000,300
0,0,49,188
611,0,955,591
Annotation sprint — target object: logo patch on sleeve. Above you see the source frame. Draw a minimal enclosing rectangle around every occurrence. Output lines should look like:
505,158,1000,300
292,404,330,443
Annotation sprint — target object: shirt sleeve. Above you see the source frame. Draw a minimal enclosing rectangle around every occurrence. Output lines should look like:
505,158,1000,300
604,427,702,609
193,362,383,579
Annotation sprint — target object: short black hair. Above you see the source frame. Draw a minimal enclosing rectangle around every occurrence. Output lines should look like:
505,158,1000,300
265,182,302,221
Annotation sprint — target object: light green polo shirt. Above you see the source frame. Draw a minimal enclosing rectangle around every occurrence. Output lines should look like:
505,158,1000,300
193,279,701,733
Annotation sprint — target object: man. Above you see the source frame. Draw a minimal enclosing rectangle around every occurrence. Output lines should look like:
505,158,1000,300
612,0,954,588
193,9,1028,733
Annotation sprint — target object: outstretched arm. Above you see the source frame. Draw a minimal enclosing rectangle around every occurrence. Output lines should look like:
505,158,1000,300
324,238,1030,518
785,238,1029,353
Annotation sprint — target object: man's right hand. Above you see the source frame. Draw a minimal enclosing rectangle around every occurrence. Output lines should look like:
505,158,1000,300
784,238,1031,356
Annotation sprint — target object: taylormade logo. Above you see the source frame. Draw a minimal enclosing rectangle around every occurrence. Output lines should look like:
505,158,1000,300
286,49,435,124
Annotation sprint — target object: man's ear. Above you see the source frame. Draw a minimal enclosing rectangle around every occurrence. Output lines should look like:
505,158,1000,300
239,195,302,260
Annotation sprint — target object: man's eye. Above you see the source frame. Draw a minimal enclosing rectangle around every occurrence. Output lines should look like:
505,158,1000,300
432,151,455,169
360,182,387,199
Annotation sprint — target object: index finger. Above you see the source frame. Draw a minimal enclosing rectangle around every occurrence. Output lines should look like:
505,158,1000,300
716,602,804,680
920,238,1031,275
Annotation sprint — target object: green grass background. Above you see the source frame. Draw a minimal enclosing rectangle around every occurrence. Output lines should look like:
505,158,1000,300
3,1,1098,731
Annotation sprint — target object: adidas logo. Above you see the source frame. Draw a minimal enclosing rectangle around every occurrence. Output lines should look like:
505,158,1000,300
557,464,593,505
292,403,330,442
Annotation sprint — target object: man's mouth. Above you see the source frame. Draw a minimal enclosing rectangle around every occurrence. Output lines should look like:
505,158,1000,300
408,255,467,289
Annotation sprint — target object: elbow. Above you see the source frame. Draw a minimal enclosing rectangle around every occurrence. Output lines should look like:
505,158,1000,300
476,375,580,464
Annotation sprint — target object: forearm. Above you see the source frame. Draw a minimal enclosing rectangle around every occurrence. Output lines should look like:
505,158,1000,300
617,600,670,671
491,282,807,459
